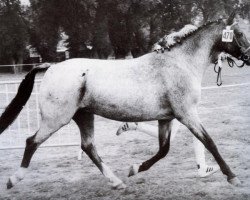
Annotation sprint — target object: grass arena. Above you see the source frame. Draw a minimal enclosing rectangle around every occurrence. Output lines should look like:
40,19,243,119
0,62,249,199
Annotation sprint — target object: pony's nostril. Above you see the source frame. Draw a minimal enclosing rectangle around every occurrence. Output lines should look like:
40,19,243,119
243,55,249,61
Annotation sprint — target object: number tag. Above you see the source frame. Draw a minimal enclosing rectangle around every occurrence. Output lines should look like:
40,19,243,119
222,29,234,42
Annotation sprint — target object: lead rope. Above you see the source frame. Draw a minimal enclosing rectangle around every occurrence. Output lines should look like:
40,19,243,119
214,64,222,86
214,53,226,86
226,56,245,68
214,53,245,86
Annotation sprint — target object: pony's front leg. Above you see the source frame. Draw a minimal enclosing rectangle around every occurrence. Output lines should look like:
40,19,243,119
73,109,125,189
128,119,172,176
177,108,241,186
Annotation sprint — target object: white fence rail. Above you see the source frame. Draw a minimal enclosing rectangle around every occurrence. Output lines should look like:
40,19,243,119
0,79,80,150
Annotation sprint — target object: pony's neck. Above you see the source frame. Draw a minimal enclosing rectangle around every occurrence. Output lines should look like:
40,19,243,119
175,22,224,80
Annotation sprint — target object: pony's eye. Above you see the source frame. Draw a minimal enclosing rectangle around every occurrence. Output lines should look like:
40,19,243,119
237,32,243,37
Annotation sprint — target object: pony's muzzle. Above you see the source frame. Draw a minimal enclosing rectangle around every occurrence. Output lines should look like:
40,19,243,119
242,55,249,61
241,55,250,65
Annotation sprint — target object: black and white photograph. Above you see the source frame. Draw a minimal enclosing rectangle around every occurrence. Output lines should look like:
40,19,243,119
0,0,250,199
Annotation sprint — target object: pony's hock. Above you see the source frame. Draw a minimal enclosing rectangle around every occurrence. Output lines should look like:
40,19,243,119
1,12,249,190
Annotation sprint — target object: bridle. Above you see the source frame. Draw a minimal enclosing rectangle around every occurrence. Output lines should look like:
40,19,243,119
233,35,250,62
214,25,250,86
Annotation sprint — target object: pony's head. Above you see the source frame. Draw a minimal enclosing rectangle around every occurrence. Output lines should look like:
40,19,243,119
217,12,250,65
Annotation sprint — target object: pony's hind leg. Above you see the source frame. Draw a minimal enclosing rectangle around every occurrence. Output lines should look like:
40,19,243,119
7,119,67,189
128,119,173,176
177,108,240,186
73,109,126,189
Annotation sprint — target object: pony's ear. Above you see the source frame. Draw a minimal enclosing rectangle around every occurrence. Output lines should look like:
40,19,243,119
227,11,236,25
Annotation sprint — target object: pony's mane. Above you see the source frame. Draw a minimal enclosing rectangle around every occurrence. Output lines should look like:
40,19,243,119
153,20,221,51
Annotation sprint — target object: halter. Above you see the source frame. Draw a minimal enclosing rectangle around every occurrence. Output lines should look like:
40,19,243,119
214,24,250,86
233,35,250,62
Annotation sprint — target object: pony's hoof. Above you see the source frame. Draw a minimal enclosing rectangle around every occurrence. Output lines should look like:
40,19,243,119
6,178,13,189
128,164,140,177
228,177,241,186
112,182,126,190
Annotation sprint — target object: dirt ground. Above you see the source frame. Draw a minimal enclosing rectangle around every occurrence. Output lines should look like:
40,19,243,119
0,62,250,200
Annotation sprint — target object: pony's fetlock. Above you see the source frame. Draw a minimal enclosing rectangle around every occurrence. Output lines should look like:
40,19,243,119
228,177,241,186
7,176,22,189
7,168,27,189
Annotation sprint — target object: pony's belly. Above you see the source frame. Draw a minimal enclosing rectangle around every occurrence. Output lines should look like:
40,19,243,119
84,101,173,122
82,83,172,121
94,110,173,122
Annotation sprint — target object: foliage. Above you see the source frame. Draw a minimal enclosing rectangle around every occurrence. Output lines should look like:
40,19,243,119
28,0,60,62
1,0,250,63
0,0,28,64
57,0,97,58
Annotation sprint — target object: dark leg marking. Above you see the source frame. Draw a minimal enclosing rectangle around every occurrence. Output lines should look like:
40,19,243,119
73,109,124,188
178,110,238,183
21,133,38,168
136,120,172,173
197,125,236,181
73,109,103,172
81,143,103,172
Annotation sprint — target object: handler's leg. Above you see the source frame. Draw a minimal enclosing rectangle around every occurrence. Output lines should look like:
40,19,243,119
194,137,219,177
116,119,180,141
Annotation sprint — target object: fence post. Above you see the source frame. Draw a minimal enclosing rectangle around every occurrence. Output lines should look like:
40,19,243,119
13,64,16,74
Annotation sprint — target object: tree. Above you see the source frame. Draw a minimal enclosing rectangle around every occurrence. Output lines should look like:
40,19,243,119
58,0,97,58
103,0,161,58
105,0,132,59
0,0,28,65
29,0,60,62
91,0,113,59
14,0,250,62
127,0,158,57
237,0,250,20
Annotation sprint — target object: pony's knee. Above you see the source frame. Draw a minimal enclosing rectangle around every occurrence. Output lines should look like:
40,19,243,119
81,143,94,153
194,126,217,151
81,143,103,165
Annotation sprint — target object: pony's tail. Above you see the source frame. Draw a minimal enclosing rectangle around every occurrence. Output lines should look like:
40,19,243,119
0,63,50,134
